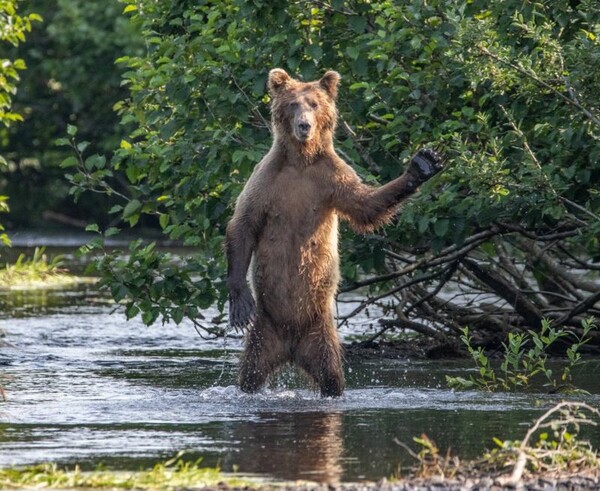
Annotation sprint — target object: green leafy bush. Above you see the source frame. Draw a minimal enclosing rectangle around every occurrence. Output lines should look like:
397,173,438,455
0,0,40,130
0,0,40,245
1,0,142,227
446,318,597,392
64,1,600,342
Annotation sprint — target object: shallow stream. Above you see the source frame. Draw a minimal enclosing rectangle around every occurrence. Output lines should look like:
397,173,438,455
1,242,599,482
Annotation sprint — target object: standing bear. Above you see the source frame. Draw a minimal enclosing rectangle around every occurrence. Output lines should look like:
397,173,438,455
226,68,443,397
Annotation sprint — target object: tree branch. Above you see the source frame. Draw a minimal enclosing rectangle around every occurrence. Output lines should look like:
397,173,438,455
556,290,600,326
463,258,544,328
378,317,448,342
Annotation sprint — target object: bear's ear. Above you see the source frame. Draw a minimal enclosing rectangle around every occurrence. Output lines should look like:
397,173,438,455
268,68,291,96
319,71,341,99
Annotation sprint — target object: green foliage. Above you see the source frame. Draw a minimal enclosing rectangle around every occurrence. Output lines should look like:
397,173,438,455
79,235,224,335
0,0,40,247
0,194,9,246
446,318,597,392
1,0,142,227
0,0,40,130
62,1,600,335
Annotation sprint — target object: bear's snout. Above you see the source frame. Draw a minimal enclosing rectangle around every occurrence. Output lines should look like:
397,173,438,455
298,122,311,134
293,114,315,141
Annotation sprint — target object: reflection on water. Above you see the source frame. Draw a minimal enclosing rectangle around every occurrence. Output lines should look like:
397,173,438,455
229,411,343,483
0,273,599,482
0,283,102,317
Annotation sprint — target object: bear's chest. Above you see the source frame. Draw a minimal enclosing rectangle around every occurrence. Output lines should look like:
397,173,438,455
264,165,330,225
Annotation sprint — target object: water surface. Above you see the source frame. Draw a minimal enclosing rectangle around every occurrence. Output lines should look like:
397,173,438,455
0,272,599,482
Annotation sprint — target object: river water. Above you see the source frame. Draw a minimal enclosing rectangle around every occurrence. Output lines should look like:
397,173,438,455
0,243,599,482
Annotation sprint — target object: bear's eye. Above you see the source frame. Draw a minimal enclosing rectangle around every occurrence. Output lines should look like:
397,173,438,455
290,102,299,109
310,101,319,109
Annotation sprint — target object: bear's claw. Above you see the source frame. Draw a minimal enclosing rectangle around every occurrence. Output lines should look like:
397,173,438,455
409,147,446,183
229,288,256,332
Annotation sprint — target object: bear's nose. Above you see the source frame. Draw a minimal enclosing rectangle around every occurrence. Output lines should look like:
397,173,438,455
298,122,311,133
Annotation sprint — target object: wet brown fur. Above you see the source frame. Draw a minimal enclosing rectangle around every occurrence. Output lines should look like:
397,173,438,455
226,69,422,397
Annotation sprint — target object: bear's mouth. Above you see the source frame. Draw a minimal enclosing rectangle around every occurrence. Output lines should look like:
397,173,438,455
294,128,313,142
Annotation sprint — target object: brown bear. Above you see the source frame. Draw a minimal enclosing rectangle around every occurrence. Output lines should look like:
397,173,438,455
225,68,443,397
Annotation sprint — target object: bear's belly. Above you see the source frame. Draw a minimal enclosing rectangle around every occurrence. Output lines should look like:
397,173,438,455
251,214,339,325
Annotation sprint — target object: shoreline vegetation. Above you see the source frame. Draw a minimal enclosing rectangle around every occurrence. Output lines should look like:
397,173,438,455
0,247,96,290
0,403,597,491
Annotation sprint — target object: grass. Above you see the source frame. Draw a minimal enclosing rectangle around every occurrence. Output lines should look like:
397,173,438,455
0,455,254,490
0,247,95,290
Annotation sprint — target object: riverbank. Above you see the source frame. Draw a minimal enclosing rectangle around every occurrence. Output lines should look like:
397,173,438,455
234,474,597,490
1,466,598,491
0,246,96,290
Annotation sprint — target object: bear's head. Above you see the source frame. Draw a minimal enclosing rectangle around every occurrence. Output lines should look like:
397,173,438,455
268,68,340,156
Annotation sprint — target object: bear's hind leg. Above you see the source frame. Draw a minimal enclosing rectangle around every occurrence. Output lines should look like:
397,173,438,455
239,319,286,393
296,321,345,397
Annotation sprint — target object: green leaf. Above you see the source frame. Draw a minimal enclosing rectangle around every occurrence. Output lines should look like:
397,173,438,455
346,46,360,60
122,199,142,219
159,213,169,229
84,154,106,171
126,304,140,319
172,308,184,324
349,82,369,91
410,37,422,50
77,141,90,152
60,156,78,168
433,219,449,237
85,224,99,233
306,44,322,61
349,15,367,33
492,437,505,448
418,216,429,233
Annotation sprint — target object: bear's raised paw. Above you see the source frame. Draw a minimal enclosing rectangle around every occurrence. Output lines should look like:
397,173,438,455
409,147,446,183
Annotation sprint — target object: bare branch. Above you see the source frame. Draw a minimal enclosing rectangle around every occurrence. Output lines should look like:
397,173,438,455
519,238,598,294
556,290,600,326
405,261,458,315
378,317,448,342
496,222,579,241
463,258,544,327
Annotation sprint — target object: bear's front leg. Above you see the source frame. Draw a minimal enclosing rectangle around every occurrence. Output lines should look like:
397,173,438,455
225,217,258,331
332,146,446,232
